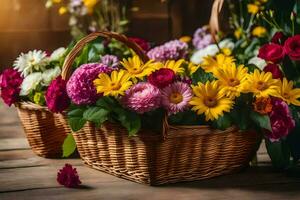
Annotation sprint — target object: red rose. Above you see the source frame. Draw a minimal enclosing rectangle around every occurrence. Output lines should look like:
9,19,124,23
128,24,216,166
284,35,300,61
271,32,287,45
258,43,285,63
263,63,283,79
129,37,151,52
148,68,175,88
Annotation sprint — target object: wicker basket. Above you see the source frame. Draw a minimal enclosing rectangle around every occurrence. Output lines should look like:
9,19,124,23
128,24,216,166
61,31,261,185
16,101,71,158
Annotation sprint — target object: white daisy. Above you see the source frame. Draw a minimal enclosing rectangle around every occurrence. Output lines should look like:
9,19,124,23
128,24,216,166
248,56,267,70
20,72,43,96
50,47,66,61
42,66,61,86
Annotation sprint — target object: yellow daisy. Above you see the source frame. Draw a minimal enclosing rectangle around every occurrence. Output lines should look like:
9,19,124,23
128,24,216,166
83,0,98,14
189,80,234,121
247,4,259,15
243,69,280,98
121,55,158,80
187,62,200,75
278,78,300,106
252,26,267,38
213,64,249,98
201,54,235,73
93,70,132,97
163,59,186,74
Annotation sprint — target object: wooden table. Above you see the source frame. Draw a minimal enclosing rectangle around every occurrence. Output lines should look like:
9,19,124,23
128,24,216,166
1,102,300,200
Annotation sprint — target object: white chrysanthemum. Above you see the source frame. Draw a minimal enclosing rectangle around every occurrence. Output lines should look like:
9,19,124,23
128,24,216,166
219,39,235,50
42,66,61,86
50,47,66,61
248,56,267,70
14,50,48,77
20,72,43,96
190,44,219,64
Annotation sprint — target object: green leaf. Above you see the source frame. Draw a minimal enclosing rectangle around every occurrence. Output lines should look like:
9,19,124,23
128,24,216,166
83,107,109,125
115,108,141,136
212,114,232,130
191,67,215,84
250,111,272,131
67,108,87,132
265,139,291,169
62,134,77,158
230,109,250,131
96,97,117,111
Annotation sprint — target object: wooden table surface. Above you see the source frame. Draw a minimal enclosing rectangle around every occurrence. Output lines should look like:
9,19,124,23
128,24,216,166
1,102,300,200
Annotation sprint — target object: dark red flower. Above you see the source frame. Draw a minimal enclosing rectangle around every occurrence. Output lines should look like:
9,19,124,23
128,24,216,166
258,43,285,63
129,37,151,52
0,69,23,106
284,35,300,61
265,98,295,142
263,63,284,79
57,164,81,188
271,32,287,45
148,68,176,88
45,76,70,113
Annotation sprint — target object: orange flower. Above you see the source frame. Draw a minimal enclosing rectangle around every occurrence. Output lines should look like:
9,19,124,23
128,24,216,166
253,97,273,114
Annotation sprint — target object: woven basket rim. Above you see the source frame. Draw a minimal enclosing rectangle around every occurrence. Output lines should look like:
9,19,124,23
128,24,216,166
15,101,49,111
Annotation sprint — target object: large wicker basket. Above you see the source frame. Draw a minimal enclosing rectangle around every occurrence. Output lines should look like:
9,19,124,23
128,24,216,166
61,31,261,185
16,102,70,158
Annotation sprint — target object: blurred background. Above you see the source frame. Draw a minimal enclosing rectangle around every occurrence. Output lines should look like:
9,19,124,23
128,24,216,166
0,0,213,70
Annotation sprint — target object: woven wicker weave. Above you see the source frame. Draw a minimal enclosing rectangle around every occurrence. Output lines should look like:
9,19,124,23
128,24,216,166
61,31,261,185
16,101,70,158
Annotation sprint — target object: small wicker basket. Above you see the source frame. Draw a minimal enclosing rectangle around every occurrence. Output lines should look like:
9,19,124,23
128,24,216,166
16,102,70,158
61,31,261,185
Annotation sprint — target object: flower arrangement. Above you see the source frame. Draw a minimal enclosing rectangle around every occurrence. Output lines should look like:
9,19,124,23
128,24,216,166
45,0,130,39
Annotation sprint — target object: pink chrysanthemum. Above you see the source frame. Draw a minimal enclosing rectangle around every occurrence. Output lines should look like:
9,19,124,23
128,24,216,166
161,82,192,114
66,63,112,105
122,82,161,114
57,164,81,188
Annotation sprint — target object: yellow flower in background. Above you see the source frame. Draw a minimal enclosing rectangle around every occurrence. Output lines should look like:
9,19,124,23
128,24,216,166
277,78,300,106
58,6,68,15
83,0,99,14
163,59,186,74
234,28,243,40
187,62,200,75
121,55,158,80
243,70,280,98
213,64,249,98
252,26,267,37
247,4,259,14
179,36,192,43
201,54,235,73
221,48,232,56
190,80,234,121
52,0,62,3
93,70,132,97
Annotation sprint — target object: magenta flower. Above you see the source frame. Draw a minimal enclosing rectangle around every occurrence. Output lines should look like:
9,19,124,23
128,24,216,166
0,69,23,106
100,55,119,69
148,68,175,88
57,164,81,188
265,98,295,142
263,63,283,79
121,82,161,114
129,37,151,52
45,76,70,113
66,63,112,105
161,82,192,114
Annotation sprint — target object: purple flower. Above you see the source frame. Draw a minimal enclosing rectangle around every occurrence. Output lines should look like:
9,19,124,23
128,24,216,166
147,40,188,62
67,63,112,105
192,26,213,50
57,164,81,188
265,98,295,142
100,55,119,69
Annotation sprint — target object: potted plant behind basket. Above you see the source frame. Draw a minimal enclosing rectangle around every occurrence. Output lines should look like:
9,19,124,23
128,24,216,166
56,30,300,185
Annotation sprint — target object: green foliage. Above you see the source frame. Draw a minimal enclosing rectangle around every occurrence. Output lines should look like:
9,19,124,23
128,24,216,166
168,110,203,126
83,107,109,127
67,107,87,132
113,107,141,136
62,134,77,158
250,111,272,132
142,108,165,133
191,67,215,84
212,113,232,130
265,139,291,170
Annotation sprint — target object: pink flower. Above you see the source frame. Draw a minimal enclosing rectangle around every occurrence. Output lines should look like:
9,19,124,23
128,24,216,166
148,68,175,88
263,63,283,79
161,82,192,114
57,164,81,188
45,76,70,113
0,69,23,106
265,98,295,142
122,83,161,114
129,37,151,52
67,63,112,105
284,35,300,61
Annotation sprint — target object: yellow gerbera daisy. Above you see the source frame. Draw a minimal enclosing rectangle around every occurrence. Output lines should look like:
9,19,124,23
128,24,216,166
278,78,300,106
93,70,132,97
201,54,235,74
163,59,186,74
189,80,234,121
243,69,280,98
121,55,158,80
213,64,249,98
83,0,98,14
187,62,200,75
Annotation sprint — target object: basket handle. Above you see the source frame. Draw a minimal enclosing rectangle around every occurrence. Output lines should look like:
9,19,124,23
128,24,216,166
61,31,149,80
209,0,224,42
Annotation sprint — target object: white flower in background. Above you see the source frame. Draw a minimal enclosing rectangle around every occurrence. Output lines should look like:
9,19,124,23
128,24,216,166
20,72,43,96
248,56,267,70
50,47,66,61
14,50,48,77
42,66,61,86
190,39,235,64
